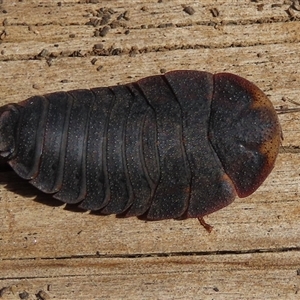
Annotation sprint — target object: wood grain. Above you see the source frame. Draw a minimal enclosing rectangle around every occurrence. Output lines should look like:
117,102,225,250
0,1,299,299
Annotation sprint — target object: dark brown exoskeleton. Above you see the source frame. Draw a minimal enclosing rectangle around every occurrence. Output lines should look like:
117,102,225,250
0,71,281,224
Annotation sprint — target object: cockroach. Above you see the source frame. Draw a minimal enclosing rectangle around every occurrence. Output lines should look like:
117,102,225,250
0,71,281,226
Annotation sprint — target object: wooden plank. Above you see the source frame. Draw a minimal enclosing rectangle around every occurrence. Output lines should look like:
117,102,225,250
0,0,299,299
0,0,295,28
0,43,299,102
0,252,299,299
1,18,299,60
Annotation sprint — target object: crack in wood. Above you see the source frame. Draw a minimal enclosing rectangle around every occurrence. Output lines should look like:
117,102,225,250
1,246,299,262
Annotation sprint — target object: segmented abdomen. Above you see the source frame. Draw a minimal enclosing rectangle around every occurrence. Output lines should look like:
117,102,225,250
1,71,281,220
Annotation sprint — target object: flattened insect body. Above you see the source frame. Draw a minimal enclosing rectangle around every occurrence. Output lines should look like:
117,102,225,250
0,71,281,221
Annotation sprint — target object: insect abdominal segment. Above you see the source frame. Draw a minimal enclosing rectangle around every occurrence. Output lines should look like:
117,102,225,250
0,71,281,221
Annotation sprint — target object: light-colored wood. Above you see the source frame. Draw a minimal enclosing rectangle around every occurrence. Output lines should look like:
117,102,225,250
0,251,299,300
0,1,299,299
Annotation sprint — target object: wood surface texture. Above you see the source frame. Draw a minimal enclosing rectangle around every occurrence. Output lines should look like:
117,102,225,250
0,0,299,299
